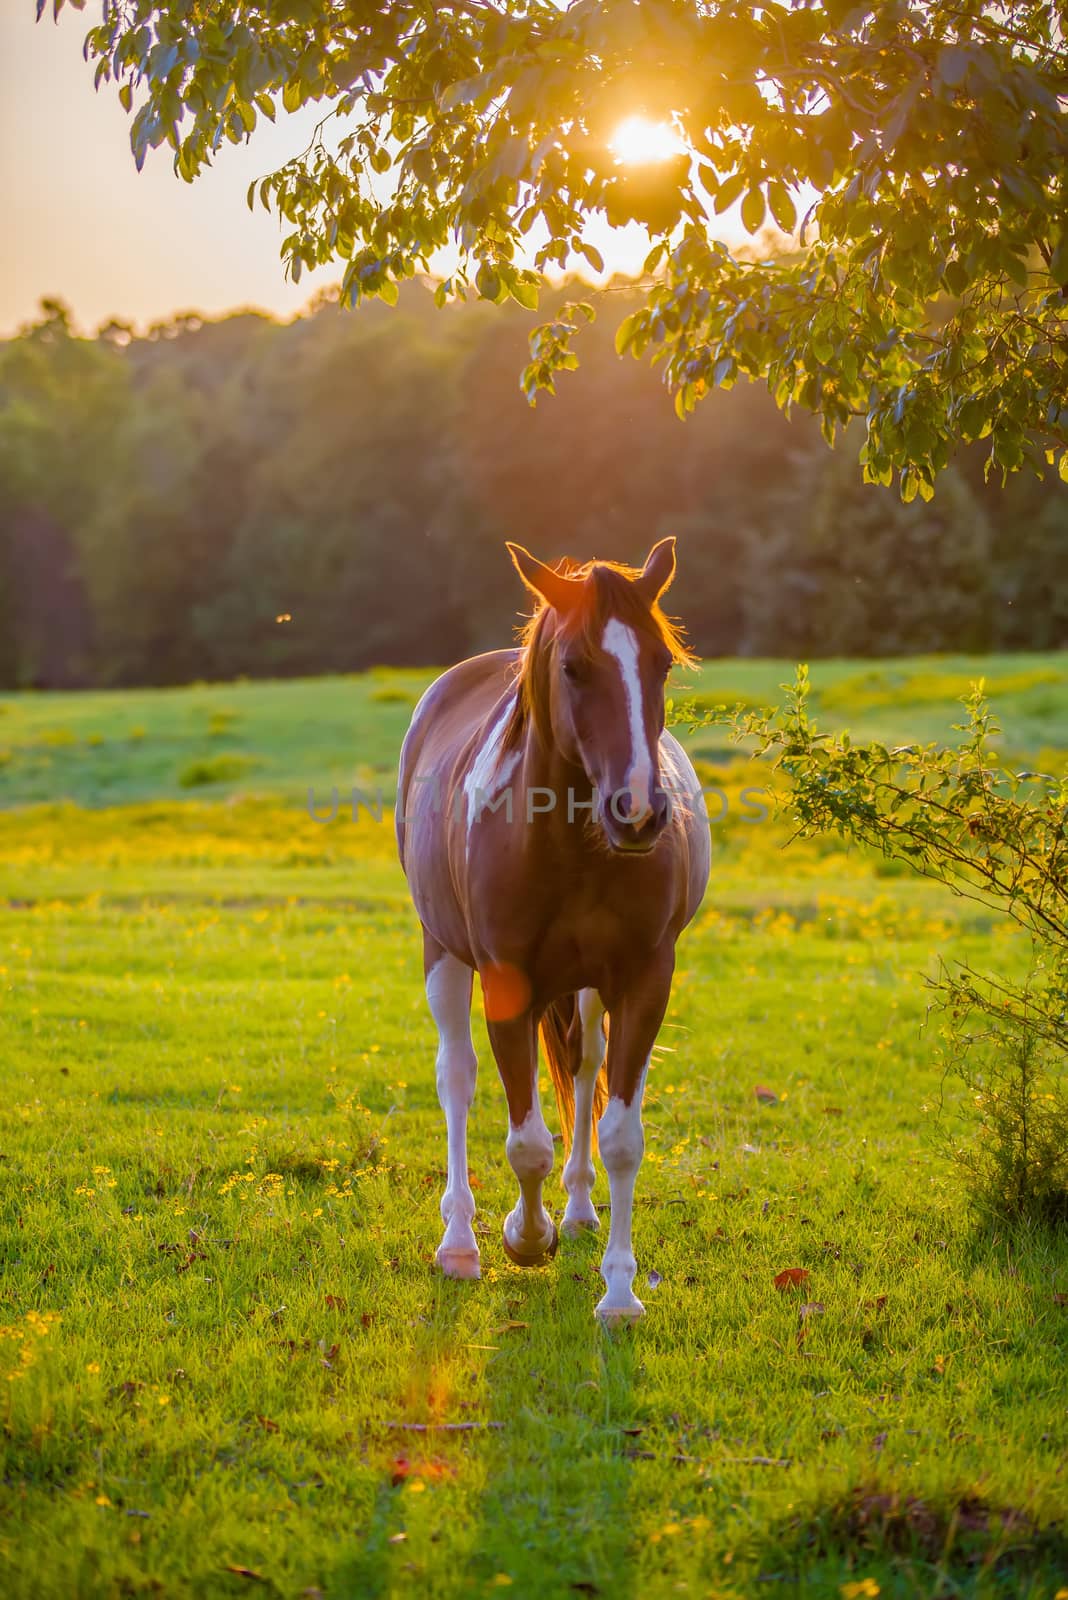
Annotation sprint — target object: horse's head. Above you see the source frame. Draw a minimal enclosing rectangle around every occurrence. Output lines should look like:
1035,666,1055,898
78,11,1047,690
506,538,691,854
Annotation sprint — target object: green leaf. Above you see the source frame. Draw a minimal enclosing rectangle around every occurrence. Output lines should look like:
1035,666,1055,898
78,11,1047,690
476,262,501,302
615,311,643,356
740,187,766,234
713,171,746,215
938,46,969,87
943,258,968,297
576,241,604,274
509,278,539,310
767,181,795,233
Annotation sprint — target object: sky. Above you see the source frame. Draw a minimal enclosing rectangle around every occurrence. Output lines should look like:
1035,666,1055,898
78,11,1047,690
2,6,665,337
2,6,336,334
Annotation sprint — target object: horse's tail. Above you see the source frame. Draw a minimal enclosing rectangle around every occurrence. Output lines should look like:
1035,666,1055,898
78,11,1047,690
540,994,608,1157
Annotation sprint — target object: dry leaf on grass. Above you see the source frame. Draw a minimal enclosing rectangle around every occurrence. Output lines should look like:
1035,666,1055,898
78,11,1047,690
774,1267,810,1291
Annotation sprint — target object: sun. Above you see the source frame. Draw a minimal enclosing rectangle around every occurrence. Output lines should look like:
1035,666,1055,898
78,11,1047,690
609,115,685,166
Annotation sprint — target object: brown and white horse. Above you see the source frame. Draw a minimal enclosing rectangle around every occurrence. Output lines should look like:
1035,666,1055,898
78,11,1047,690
395,539,710,1321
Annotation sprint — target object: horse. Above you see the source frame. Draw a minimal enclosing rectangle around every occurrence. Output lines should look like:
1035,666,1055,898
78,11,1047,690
395,537,710,1321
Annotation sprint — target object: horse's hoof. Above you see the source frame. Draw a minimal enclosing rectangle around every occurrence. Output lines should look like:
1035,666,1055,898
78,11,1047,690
502,1220,559,1268
561,1211,600,1238
436,1246,481,1280
595,1295,645,1326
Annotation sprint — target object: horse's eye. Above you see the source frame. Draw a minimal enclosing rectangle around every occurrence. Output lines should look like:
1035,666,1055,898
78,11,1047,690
562,657,587,684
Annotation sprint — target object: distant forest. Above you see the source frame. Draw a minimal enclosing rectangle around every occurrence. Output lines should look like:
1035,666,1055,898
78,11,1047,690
1,284,1066,689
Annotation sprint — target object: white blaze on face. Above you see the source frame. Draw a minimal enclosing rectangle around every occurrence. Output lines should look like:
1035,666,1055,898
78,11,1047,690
462,693,520,835
601,618,655,823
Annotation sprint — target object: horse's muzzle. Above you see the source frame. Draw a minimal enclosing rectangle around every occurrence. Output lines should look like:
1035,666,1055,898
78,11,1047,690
601,789,670,854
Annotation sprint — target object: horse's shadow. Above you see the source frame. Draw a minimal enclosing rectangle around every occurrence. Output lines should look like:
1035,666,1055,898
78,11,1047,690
462,1229,643,1598
323,1227,642,1599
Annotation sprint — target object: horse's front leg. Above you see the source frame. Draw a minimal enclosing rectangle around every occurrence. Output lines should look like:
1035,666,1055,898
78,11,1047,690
425,937,480,1280
597,955,674,1324
486,1006,558,1267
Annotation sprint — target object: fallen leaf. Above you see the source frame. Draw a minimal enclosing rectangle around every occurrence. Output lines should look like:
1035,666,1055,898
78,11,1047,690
324,1294,347,1311
647,1270,663,1289
774,1268,810,1292
256,1415,279,1434
224,1566,266,1582
822,1106,844,1117
390,1457,410,1486
490,1320,529,1334
1053,1292,1067,1306
754,1085,779,1104
387,1532,407,1545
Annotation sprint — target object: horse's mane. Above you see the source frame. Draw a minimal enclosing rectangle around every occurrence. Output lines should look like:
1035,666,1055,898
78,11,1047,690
502,558,695,754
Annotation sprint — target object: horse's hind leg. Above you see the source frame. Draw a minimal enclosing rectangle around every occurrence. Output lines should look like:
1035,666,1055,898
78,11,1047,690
486,1008,557,1267
562,989,605,1236
425,934,480,1280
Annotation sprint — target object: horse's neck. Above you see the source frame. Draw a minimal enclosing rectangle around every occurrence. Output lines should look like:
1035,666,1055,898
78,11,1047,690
515,708,590,808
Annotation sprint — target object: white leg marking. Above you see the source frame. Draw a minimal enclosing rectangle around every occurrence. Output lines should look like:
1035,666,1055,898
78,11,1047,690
503,1104,556,1260
601,619,654,823
595,1064,648,1323
562,989,604,1235
426,954,480,1279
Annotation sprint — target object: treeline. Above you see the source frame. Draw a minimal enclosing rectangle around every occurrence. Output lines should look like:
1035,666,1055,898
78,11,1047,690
1,286,1066,688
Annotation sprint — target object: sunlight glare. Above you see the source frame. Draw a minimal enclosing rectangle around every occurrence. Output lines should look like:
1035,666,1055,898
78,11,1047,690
610,115,685,166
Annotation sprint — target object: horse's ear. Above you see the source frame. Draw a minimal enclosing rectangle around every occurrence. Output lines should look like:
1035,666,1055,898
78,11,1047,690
634,536,677,605
506,542,583,612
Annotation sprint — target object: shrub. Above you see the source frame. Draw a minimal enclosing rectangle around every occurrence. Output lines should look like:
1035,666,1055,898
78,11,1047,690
943,1018,1068,1224
716,670,1068,1226
177,754,259,788
369,685,418,705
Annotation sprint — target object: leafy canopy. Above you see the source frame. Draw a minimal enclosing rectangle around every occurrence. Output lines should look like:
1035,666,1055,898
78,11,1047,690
47,0,1068,494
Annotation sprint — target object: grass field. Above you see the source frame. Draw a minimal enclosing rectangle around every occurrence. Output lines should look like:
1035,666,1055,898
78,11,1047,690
2,657,1067,1599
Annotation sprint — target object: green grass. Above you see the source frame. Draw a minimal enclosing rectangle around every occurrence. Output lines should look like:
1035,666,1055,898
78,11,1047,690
1,652,1066,808
1,658,1067,1598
